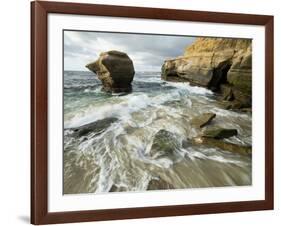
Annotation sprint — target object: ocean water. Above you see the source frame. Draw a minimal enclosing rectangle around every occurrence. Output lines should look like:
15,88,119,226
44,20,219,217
63,71,252,194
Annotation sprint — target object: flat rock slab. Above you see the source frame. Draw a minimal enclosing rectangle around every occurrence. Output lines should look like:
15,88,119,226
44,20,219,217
190,113,216,128
202,127,238,139
193,136,251,156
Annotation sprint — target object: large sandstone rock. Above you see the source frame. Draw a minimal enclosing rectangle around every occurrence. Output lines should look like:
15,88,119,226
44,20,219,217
86,50,135,92
161,38,252,107
202,127,238,139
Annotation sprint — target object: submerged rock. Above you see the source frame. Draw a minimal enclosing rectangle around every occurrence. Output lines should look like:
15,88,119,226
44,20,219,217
190,113,216,128
149,130,180,159
86,50,135,93
70,117,118,137
202,127,238,139
161,38,252,107
193,136,251,156
147,177,174,190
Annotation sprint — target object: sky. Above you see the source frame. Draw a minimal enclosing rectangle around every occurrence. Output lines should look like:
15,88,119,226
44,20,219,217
64,30,196,72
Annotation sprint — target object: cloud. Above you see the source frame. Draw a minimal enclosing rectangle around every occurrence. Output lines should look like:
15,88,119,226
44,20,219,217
64,30,196,71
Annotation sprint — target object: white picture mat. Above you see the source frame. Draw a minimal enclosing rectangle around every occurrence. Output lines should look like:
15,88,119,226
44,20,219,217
48,13,265,212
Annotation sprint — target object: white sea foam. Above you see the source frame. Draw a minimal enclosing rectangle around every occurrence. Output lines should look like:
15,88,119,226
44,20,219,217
164,81,213,95
182,148,246,166
65,88,192,128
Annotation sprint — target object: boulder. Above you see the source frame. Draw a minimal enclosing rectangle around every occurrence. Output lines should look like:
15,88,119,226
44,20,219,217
149,130,180,159
193,136,251,156
86,50,135,92
70,117,118,137
190,113,216,128
147,177,174,190
202,127,238,139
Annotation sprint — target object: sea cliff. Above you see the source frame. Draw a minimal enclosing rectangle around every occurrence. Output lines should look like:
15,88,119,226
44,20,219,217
161,38,252,109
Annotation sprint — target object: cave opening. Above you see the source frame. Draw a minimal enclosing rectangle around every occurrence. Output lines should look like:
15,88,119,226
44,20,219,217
208,61,232,91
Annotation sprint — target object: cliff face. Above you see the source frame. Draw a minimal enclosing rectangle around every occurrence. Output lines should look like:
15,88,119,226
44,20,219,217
161,38,252,108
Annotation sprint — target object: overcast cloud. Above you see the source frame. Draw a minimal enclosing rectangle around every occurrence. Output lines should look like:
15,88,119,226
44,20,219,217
64,30,196,71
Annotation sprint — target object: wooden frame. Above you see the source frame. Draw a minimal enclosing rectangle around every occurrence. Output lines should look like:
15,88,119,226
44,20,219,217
31,1,274,224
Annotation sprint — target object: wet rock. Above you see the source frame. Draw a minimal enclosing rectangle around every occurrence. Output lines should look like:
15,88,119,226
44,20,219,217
193,136,251,156
240,108,252,113
149,130,180,159
109,184,127,192
202,127,238,139
232,88,251,107
70,117,118,137
86,50,135,93
63,152,101,194
190,113,216,128
147,177,174,190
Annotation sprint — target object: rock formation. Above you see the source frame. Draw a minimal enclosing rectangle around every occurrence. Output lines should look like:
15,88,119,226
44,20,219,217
161,38,252,108
86,50,135,92
149,130,180,159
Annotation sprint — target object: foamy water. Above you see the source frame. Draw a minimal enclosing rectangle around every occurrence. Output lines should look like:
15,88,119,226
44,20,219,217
63,71,252,194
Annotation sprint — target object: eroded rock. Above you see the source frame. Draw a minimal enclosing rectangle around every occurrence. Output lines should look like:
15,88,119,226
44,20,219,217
86,50,135,92
161,38,252,107
109,184,127,192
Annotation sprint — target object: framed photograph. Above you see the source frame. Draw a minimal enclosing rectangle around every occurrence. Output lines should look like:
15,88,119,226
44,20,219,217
31,1,274,224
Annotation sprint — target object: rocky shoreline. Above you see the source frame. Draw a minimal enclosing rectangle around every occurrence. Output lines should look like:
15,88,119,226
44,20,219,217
161,38,252,110
84,38,252,162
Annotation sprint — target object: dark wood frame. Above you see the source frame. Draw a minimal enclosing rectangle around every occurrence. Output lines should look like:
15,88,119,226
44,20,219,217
31,1,274,224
